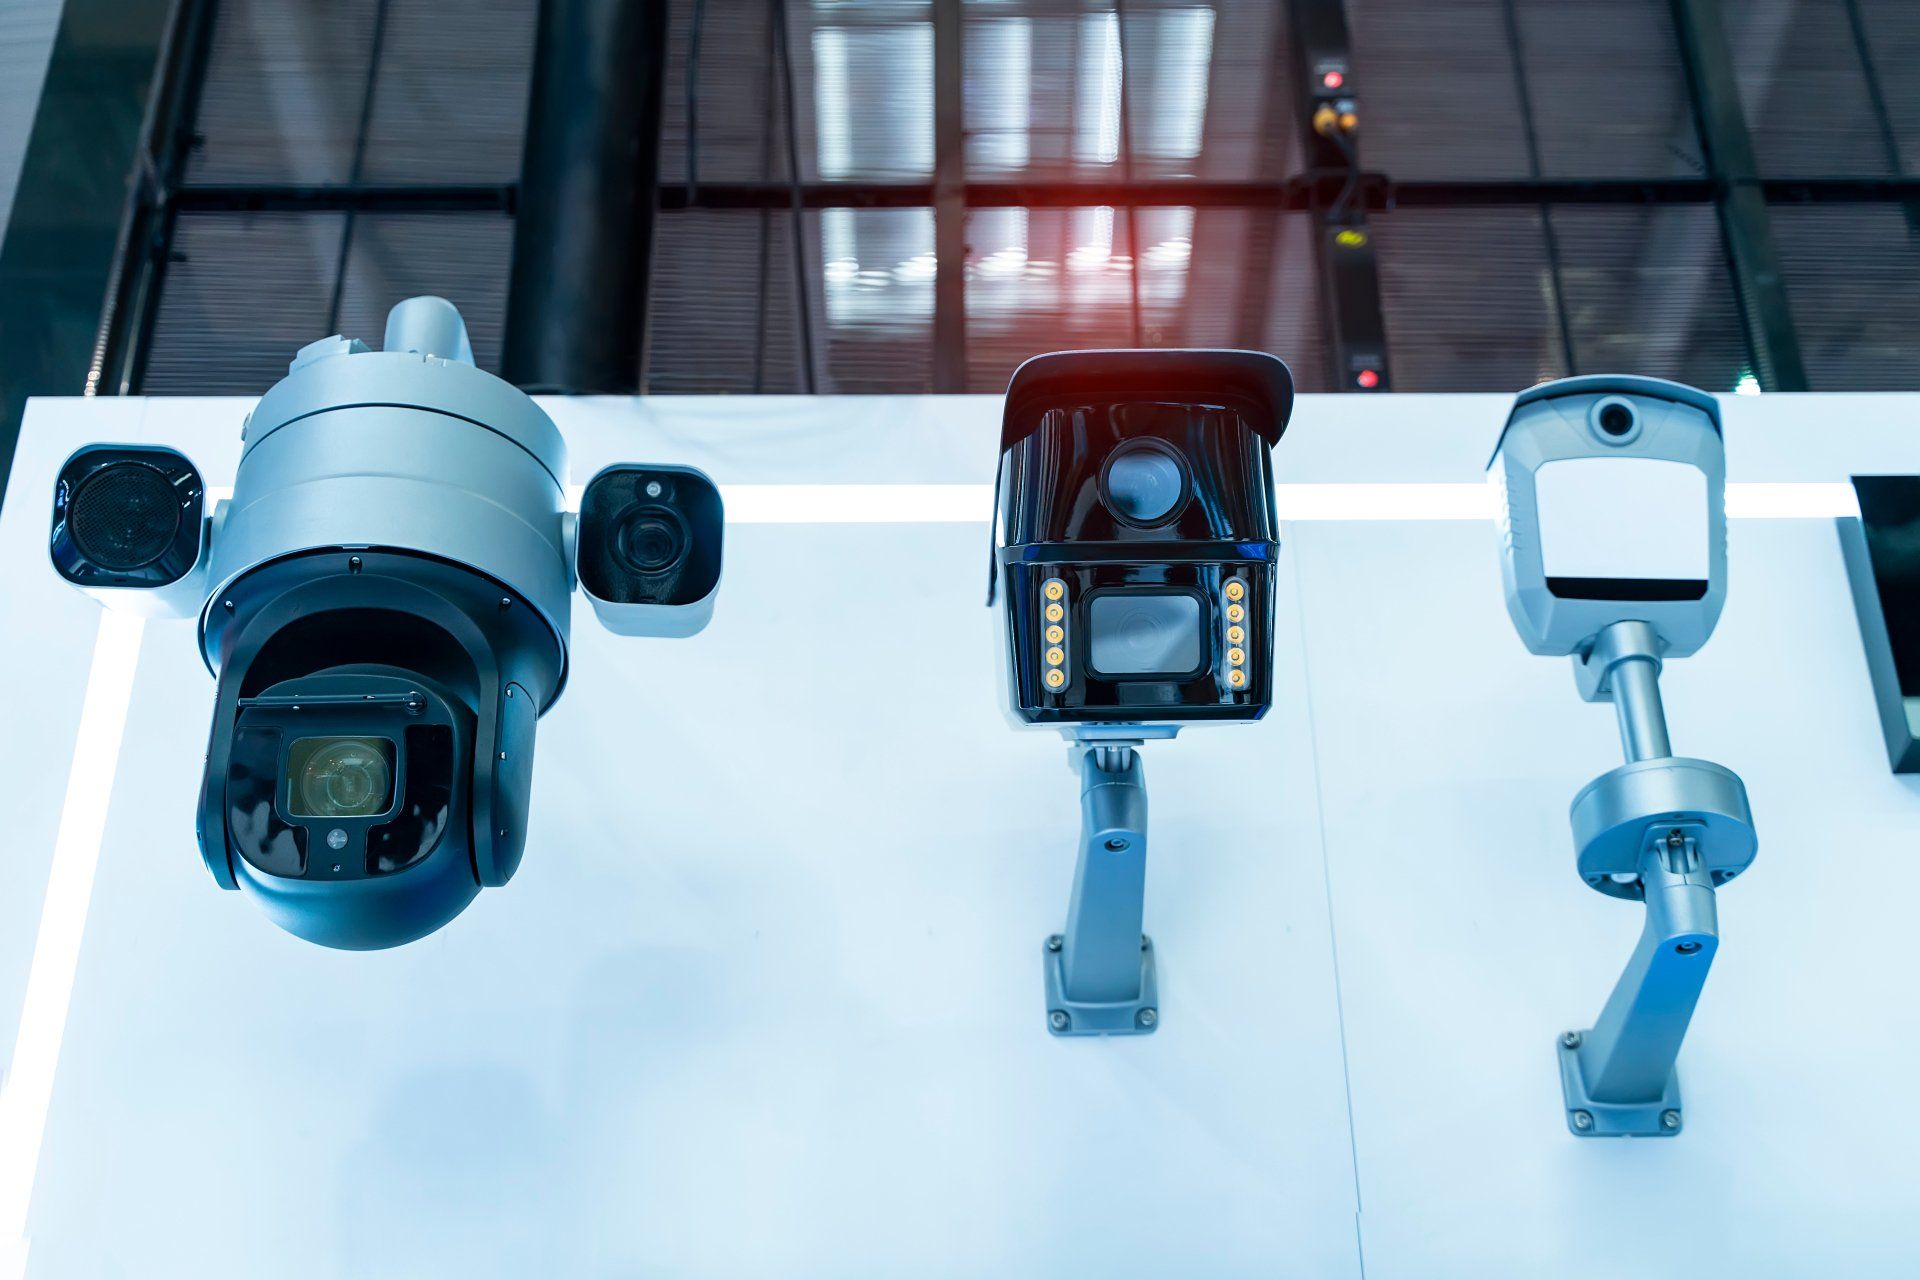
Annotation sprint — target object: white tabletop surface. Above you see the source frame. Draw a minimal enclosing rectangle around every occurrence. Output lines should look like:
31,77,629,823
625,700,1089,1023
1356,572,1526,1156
1,390,1916,1277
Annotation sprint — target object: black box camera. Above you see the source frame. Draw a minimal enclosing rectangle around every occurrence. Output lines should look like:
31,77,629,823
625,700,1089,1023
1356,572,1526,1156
990,349,1293,729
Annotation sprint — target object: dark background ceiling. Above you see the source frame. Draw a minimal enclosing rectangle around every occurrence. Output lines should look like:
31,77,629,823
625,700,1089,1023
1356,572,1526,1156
10,0,1920,403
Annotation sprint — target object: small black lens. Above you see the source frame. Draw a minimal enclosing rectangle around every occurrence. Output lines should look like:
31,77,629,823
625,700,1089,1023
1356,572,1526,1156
1598,403,1635,437
615,506,690,575
288,737,394,818
1102,440,1190,526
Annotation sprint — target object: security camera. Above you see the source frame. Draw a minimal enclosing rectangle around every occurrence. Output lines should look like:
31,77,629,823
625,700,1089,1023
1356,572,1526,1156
1489,374,1756,1138
989,349,1292,1036
1492,374,1727,660
49,297,723,950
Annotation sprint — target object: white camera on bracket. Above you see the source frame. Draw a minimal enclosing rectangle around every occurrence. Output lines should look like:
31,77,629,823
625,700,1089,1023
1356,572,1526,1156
1490,374,1727,661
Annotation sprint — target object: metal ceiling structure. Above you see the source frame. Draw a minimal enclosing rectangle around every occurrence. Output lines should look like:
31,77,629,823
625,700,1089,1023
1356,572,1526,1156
2,0,1919,495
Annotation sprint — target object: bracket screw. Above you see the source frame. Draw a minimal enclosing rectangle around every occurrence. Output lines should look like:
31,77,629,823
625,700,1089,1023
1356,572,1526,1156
1661,1110,1682,1131
1561,1031,1582,1049
1136,1008,1158,1029
1571,1110,1595,1132
1046,935,1063,953
1048,1010,1069,1031
1668,829,1685,848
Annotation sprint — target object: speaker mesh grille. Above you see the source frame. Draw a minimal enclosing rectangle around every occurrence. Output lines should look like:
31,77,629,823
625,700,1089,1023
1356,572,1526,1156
69,464,181,571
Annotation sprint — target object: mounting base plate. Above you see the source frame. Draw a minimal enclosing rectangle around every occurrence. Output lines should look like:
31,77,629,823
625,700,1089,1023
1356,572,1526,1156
1043,935,1159,1036
1557,1033,1685,1137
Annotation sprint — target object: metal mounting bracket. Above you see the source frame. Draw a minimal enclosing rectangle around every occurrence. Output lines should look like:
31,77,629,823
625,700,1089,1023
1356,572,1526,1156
1043,743,1160,1036
1555,620,1756,1136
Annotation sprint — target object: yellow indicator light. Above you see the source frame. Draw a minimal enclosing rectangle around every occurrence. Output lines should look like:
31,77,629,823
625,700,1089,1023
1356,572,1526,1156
1046,647,1066,667
1335,229,1368,248
1045,624,1064,644
1224,580,1246,601
1045,668,1067,689
1043,580,1066,601
1045,602,1064,623
1227,625,1245,645
1226,602,1246,623
1227,647,1245,666
1227,669,1247,689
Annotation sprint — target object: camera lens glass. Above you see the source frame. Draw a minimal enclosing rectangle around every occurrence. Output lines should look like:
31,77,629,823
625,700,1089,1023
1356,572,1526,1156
287,736,395,819
1087,593,1203,675
615,506,690,575
1102,440,1189,526
1597,402,1635,437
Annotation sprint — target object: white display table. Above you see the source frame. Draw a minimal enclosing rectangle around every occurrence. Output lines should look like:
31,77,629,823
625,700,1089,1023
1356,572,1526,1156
0,391,1913,1277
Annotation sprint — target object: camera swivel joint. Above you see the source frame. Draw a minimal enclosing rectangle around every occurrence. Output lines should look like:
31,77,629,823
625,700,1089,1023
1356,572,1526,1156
1043,729,1175,1037
1556,620,1757,1136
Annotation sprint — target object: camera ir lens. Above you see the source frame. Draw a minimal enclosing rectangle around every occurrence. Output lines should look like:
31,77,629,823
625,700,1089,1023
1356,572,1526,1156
615,506,690,575
1101,440,1190,527
1598,404,1633,436
288,736,395,819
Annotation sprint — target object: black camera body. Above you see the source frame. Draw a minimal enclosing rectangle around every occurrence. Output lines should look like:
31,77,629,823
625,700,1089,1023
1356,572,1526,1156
993,350,1292,729
197,549,563,949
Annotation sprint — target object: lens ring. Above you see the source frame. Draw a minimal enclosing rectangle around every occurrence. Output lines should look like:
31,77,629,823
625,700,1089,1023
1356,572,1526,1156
297,738,392,819
614,504,691,575
1100,439,1191,528
1588,396,1643,446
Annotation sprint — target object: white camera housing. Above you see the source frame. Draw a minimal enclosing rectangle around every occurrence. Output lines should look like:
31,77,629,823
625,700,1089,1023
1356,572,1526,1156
1490,374,1727,659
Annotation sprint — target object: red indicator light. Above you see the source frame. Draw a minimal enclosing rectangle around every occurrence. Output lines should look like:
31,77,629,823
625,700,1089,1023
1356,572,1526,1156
1356,369,1380,389
1322,70,1345,90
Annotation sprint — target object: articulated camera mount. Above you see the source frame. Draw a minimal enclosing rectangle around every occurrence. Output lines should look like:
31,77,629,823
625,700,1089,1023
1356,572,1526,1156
1041,726,1179,1037
1555,622,1756,1136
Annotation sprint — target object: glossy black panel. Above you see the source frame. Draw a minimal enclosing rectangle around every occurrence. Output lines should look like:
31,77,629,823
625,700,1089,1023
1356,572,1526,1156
227,726,308,878
367,725,455,875
1853,478,1920,692
1843,477,1920,773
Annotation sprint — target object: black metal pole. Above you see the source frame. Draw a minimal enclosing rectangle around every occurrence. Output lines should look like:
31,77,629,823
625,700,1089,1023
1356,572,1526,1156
502,0,670,393
1669,0,1808,392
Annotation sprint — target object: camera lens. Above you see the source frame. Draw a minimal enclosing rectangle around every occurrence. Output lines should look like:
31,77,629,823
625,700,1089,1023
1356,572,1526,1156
1597,402,1635,437
1088,593,1202,675
615,506,690,575
1102,441,1189,526
289,737,394,818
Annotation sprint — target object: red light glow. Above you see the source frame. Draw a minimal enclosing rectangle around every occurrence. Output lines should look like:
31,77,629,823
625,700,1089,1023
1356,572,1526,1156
1322,70,1345,90
1356,369,1380,389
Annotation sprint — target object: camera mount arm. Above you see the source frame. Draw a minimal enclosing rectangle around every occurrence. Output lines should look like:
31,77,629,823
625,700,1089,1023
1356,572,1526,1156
1556,621,1757,1136
1044,740,1162,1036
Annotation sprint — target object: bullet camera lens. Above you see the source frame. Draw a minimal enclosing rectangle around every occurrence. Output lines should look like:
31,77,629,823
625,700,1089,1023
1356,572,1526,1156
289,737,394,819
1597,402,1635,437
1101,440,1190,527
615,506,690,575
